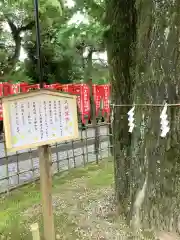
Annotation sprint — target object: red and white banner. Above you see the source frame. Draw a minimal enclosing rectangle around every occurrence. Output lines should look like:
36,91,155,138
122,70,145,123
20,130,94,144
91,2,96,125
20,84,40,93
100,84,111,118
0,82,111,122
92,85,102,117
73,84,90,124
44,83,60,89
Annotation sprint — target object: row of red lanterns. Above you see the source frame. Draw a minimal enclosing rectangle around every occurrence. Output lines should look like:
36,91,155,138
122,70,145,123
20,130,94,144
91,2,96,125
0,82,111,123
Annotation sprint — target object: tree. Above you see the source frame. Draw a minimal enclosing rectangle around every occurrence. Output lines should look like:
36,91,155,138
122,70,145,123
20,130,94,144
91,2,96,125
105,0,180,236
21,2,85,84
74,0,105,22
57,19,107,80
23,25,83,84
104,0,135,218
0,0,62,78
0,0,109,84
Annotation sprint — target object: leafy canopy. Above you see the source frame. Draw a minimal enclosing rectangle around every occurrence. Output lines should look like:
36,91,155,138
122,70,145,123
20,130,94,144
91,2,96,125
0,0,108,83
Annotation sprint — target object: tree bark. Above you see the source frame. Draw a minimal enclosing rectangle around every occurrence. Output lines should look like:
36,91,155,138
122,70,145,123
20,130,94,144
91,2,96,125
85,49,100,164
104,0,136,211
131,0,180,232
105,0,180,234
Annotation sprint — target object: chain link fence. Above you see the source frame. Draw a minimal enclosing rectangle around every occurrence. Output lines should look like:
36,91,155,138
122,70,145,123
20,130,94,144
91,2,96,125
0,122,112,193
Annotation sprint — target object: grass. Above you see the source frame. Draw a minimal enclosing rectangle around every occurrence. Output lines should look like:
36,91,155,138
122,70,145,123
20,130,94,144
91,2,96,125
0,157,161,239
0,157,118,240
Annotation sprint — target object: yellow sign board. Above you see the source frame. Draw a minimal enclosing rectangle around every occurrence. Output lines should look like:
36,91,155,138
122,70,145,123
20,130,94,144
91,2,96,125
2,89,79,152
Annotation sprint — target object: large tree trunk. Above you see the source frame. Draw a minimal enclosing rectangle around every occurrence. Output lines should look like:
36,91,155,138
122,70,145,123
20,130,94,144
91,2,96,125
105,0,180,235
131,0,180,233
104,0,136,212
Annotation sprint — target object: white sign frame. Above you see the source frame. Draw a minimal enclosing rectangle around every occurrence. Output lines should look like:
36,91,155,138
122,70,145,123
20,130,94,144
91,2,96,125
2,89,79,152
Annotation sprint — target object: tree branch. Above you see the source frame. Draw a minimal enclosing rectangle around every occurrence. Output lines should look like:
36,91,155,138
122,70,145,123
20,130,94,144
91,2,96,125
20,21,35,32
6,17,19,39
2,16,35,74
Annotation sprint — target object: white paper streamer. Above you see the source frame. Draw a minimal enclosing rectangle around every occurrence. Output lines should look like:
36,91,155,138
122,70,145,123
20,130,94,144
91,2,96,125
160,103,170,137
127,106,135,133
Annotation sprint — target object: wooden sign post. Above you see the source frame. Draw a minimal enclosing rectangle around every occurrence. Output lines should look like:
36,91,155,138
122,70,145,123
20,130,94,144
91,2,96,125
38,144,55,240
2,89,79,240
30,223,40,240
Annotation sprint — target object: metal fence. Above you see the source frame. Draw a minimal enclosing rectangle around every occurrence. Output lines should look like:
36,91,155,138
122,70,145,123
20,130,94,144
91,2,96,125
0,122,112,193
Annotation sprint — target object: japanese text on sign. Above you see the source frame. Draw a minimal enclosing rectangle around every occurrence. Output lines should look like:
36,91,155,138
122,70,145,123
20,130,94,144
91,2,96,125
3,91,78,151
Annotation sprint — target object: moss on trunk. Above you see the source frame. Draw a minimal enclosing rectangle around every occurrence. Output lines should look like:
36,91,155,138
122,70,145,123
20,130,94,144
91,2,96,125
104,0,136,210
105,0,180,233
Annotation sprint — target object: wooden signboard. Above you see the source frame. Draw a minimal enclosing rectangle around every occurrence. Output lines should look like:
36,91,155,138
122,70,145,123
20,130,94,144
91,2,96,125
2,89,79,240
2,89,79,152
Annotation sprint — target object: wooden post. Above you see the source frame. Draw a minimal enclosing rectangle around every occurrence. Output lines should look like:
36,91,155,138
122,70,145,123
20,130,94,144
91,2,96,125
38,145,55,240
30,223,40,240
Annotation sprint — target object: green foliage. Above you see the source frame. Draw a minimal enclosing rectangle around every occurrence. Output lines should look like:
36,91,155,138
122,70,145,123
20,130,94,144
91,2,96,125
0,0,63,77
0,0,108,84
3,69,33,83
1,0,62,22
57,21,106,53
74,0,105,21
23,19,84,83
